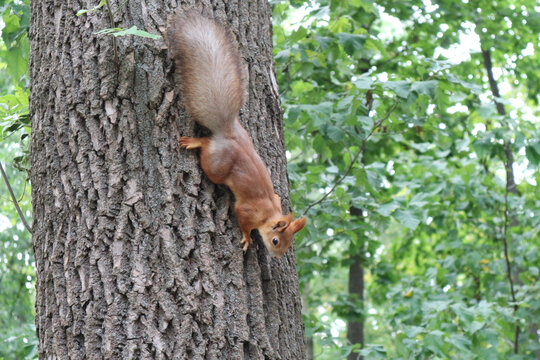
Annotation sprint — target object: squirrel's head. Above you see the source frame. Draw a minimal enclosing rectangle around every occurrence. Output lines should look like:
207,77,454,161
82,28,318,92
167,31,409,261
259,213,307,258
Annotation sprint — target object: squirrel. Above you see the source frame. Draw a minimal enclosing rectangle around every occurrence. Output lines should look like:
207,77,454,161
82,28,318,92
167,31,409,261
166,12,306,258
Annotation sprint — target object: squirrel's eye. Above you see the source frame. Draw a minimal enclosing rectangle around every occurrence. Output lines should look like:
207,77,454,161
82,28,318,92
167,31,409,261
272,238,279,246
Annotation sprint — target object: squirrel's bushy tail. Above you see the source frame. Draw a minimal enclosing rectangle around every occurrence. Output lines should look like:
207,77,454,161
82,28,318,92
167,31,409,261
167,12,246,134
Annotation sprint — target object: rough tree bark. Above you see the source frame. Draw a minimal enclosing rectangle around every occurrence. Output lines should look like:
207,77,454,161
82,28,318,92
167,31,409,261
29,0,306,359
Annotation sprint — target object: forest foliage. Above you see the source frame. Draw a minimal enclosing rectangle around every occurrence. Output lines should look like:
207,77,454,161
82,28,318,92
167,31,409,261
0,0,538,359
272,0,539,358
0,0,34,358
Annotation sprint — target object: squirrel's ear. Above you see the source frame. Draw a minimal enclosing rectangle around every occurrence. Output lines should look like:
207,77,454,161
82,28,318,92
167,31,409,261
289,217,307,234
272,213,294,232
272,219,289,232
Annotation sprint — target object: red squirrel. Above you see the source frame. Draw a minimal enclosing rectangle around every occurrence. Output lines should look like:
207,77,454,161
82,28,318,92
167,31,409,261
167,12,306,257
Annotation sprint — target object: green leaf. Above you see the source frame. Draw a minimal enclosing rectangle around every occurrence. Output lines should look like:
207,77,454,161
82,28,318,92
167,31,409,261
446,73,482,94
411,80,438,97
404,326,425,338
466,321,484,334
376,201,399,217
447,334,472,353
382,80,411,98
526,146,540,166
353,75,373,90
291,80,314,95
329,17,351,33
357,344,387,359
337,33,365,55
296,102,332,127
3,47,28,81
394,209,420,230
290,27,308,42
425,330,445,356
325,125,345,142
2,13,20,35
409,142,431,153
96,26,162,39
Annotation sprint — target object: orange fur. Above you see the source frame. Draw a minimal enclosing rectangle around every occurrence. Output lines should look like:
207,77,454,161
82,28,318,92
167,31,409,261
168,12,306,257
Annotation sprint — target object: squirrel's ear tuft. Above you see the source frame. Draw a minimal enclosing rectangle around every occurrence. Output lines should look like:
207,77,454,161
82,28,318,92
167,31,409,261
289,217,307,234
285,212,293,222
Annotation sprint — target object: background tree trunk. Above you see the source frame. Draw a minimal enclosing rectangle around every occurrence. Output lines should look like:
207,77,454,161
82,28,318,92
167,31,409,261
347,207,364,360
29,0,306,359
347,253,364,360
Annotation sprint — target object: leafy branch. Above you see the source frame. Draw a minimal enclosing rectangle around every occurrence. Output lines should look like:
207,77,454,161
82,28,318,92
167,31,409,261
302,99,398,217
77,0,161,65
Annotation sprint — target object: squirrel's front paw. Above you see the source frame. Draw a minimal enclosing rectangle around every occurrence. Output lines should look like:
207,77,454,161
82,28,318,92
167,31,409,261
240,236,252,251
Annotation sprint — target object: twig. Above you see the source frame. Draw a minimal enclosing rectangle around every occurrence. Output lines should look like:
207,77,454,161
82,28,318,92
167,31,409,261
0,161,32,234
105,0,119,65
18,177,28,203
302,101,397,217
112,0,130,15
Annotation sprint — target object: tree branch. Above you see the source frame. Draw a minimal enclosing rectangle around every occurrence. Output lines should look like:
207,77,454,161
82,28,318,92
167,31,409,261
302,146,363,217
0,161,32,234
480,46,520,354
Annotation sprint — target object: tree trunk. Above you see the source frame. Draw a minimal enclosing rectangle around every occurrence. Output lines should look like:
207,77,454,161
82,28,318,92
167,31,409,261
301,283,314,360
347,192,365,360
29,1,306,359
347,256,364,360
